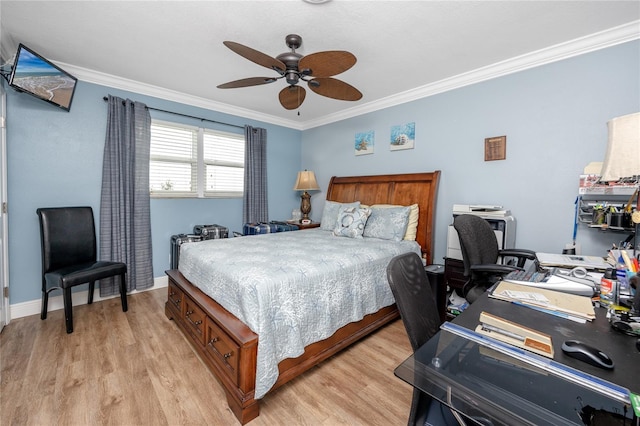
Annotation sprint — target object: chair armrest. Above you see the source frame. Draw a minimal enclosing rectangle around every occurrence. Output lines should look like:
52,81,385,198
470,264,521,275
499,248,538,268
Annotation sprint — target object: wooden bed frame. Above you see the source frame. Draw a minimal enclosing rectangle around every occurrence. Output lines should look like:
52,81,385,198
165,171,440,424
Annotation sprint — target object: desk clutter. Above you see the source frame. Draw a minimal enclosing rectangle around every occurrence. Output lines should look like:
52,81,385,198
441,282,638,411
445,249,640,320
601,249,640,309
490,281,596,323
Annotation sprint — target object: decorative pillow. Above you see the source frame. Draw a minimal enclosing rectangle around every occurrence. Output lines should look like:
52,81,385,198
320,201,360,231
363,205,411,241
333,206,371,238
370,203,419,240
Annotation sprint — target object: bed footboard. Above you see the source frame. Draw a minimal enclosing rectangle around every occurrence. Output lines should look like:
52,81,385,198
165,269,260,424
165,269,399,424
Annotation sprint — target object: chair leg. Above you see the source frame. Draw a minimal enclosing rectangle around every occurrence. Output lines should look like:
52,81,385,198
88,281,95,305
63,288,74,334
119,273,128,312
41,290,49,320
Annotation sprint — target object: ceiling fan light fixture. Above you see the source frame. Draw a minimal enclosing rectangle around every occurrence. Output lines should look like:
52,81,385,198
285,72,299,85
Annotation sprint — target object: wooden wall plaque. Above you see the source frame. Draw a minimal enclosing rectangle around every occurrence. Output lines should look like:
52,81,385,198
484,135,506,161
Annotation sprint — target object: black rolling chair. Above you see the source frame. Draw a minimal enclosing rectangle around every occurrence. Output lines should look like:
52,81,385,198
37,206,128,334
387,252,459,426
453,214,538,303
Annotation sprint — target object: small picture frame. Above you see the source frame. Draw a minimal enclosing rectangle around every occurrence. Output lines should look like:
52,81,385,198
484,136,506,161
355,130,374,156
390,122,415,151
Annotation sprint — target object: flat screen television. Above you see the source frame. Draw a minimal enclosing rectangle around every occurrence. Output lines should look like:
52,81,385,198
8,43,77,111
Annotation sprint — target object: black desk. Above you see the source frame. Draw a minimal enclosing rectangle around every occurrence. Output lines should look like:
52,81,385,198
395,292,639,425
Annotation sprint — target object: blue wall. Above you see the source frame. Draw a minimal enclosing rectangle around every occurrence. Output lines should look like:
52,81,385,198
302,41,640,264
6,82,302,305
5,40,639,307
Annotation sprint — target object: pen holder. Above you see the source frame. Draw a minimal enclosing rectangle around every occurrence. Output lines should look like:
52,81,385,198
609,212,632,228
592,209,606,225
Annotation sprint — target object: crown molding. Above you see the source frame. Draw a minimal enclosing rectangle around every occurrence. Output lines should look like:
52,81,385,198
59,21,639,131
301,21,640,130
60,63,305,130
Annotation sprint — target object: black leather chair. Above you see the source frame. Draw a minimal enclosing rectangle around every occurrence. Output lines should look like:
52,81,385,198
387,252,459,426
37,206,128,334
453,214,538,303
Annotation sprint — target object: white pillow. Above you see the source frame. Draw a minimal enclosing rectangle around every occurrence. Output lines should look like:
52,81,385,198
369,203,419,241
320,201,361,231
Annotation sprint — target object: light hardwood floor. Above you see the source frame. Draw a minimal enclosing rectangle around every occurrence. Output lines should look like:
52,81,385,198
1,288,413,425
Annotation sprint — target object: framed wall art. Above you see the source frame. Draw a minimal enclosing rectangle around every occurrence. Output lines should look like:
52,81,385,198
355,130,374,156
390,122,415,151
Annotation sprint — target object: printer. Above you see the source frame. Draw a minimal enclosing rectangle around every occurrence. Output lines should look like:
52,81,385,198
452,204,511,217
447,204,517,261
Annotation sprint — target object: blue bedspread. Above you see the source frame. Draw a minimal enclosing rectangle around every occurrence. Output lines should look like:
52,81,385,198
178,228,420,398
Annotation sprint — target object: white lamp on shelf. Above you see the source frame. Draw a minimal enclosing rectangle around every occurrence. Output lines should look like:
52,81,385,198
600,112,640,182
293,170,320,222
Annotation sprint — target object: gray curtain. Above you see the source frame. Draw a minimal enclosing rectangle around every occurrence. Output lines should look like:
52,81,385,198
243,125,268,223
99,95,153,296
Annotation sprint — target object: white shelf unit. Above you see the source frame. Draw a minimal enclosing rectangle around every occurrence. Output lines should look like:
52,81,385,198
578,185,638,232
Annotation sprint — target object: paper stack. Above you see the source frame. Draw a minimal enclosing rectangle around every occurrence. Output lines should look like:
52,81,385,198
490,281,596,323
476,311,554,358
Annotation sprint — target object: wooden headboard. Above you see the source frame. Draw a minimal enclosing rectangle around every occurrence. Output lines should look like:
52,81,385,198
325,171,441,264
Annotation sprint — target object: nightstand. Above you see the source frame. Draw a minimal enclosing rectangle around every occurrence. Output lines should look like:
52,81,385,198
288,221,320,230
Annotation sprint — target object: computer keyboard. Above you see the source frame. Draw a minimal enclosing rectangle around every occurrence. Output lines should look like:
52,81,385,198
505,268,549,283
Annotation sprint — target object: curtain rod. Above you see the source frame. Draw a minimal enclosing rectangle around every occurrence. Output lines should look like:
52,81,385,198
102,96,244,130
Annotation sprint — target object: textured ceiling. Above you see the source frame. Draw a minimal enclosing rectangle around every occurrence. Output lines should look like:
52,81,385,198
1,1,639,129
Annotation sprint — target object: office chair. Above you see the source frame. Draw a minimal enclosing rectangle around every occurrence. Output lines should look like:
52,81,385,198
387,252,460,426
37,206,128,334
453,214,538,303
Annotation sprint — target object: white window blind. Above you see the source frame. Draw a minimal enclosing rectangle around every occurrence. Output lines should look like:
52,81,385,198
150,120,244,198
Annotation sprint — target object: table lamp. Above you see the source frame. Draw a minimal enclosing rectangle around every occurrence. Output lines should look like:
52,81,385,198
600,112,640,182
293,170,320,222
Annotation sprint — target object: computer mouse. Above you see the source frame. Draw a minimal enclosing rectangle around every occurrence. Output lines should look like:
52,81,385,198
561,340,614,370
611,320,634,335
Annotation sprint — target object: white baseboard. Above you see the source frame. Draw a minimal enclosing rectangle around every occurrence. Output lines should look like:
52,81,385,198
8,275,168,321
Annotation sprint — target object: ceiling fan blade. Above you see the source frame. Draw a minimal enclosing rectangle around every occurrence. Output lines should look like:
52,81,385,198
279,86,306,110
298,51,357,77
217,77,278,89
308,78,362,101
223,41,286,72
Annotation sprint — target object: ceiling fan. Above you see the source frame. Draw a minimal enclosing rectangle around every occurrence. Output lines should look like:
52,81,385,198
217,34,363,110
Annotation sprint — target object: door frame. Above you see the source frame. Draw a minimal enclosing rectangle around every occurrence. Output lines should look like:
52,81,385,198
0,87,9,330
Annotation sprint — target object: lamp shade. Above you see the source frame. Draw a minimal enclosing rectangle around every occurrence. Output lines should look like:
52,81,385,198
600,112,640,181
293,170,320,191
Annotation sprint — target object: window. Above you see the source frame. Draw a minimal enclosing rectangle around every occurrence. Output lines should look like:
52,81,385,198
149,120,244,198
